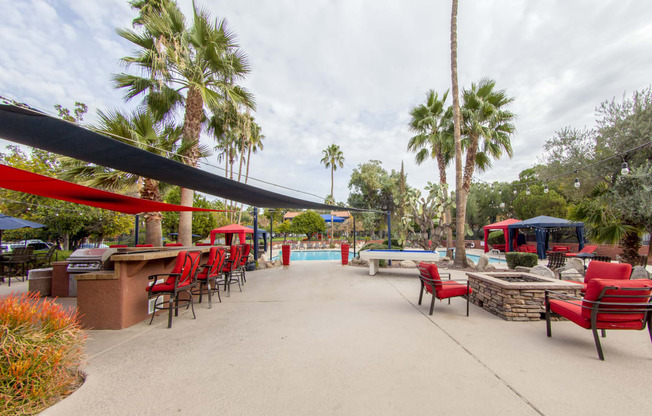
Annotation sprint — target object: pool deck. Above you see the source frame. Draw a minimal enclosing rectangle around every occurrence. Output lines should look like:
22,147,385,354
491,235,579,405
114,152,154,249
3,254,652,415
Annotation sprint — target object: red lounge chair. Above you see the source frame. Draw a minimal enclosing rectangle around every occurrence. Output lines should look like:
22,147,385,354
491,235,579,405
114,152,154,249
552,245,570,252
566,245,597,257
417,262,472,316
146,250,201,328
165,243,184,247
195,247,226,308
492,244,506,252
136,244,153,247
564,261,632,294
517,245,537,253
109,244,128,248
545,279,652,360
195,243,212,246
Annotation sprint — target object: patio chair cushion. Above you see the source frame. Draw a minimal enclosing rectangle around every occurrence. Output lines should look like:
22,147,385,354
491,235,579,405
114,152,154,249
584,261,631,285
549,298,646,330
148,279,193,293
222,245,241,272
437,281,471,299
197,247,225,280
581,279,652,324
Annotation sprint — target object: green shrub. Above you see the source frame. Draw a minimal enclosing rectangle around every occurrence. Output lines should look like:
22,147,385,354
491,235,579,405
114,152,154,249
0,292,86,415
487,230,505,245
381,239,402,248
379,259,387,267
505,252,538,269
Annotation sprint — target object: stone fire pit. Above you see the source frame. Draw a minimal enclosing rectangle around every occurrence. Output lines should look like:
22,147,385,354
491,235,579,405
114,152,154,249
466,271,582,321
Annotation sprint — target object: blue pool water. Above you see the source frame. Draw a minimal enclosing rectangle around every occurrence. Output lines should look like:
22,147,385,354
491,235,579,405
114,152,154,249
273,250,355,261
272,249,502,263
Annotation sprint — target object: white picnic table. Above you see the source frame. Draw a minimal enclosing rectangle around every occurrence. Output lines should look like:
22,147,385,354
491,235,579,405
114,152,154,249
359,249,440,275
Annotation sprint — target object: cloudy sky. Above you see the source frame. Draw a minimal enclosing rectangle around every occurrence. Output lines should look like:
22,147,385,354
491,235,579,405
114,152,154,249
1,0,651,206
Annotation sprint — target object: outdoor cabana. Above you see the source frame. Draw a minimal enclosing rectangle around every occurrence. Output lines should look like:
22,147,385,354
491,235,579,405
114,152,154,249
483,218,520,253
209,224,254,246
507,215,585,259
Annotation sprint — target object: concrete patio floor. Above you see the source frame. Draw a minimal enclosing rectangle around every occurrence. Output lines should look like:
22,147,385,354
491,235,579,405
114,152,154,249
4,260,652,415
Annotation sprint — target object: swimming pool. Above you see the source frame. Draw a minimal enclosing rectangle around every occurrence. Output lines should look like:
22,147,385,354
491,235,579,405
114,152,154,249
273,250,355,261
273,249,502,263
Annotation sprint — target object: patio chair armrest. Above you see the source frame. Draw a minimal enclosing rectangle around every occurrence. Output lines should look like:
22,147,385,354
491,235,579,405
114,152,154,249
148,272,180,280
441,272,451,280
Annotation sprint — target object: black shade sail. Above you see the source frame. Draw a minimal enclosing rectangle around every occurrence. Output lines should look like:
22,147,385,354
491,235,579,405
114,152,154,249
0,103,353,211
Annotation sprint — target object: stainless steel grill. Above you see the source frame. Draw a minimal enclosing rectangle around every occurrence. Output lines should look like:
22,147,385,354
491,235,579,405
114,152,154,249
66,248,118,273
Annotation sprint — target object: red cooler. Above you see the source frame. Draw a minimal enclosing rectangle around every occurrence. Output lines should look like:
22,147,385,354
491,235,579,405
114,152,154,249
282,244,291,266
341,244,350,265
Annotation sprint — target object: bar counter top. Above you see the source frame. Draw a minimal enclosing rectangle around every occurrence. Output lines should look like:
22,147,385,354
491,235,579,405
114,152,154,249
110,246,212,262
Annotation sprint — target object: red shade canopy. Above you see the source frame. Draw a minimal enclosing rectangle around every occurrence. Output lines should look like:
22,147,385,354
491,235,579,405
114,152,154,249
0,164,222,214
483,218,520,252
209,224,253,245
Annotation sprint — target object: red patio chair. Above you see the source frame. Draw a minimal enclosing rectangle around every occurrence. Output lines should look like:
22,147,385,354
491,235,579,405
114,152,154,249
195,246,226,308
238,244,252,284
564,261,632,294
545,279,652,360
109,244,128,248
216,245,243,296
146,250,201,328
165,243,184,247
552,245,570,252
136,244,153,247
417,262,472,316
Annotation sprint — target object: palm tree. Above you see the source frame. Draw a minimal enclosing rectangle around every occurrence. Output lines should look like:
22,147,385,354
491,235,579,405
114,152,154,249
407,89,455,247
450,0,465,266
321,144,345,201
321,144,345,243
454,78,516,266
114,0,254,245
59,109,184,245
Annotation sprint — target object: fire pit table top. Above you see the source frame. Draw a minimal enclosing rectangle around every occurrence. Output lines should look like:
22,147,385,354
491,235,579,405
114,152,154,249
465,271,580,290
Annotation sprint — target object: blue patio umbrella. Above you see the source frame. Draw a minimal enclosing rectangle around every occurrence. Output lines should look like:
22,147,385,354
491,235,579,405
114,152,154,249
320,214,346,223
0,213,45,250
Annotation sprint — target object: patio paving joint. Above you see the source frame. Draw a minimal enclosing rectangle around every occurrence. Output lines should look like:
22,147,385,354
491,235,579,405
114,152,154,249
382,275,547,416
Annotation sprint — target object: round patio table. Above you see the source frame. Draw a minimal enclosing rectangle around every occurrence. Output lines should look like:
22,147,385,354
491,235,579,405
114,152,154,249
575,252,595,269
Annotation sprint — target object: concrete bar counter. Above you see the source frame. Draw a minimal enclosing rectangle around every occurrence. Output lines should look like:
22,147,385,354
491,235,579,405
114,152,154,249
75,247,210,330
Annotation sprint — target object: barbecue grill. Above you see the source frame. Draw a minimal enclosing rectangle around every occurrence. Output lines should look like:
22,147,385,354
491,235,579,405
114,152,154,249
65,248,118,295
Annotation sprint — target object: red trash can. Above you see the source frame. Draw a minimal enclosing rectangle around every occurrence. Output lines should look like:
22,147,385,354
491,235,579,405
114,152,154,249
340,244,350,265
281,244,291,266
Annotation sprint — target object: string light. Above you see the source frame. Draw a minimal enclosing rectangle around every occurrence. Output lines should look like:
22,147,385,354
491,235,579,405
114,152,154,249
526,186,531,196
574,171,580,189
544,183,549,194
621,161,630,175
513,187,517,195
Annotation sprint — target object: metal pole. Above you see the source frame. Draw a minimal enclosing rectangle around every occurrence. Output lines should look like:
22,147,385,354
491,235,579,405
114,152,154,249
353,214,356,257
253,207,259,263
134,214,140,246
270,211,273,260
387,211,392,266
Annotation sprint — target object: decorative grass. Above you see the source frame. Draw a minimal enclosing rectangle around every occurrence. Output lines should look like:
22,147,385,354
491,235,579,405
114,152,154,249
0,292,86,415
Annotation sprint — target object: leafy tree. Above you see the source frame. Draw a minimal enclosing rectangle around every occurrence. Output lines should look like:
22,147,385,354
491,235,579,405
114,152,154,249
115,0,254,245
512,184,568,220
162,188,220,241
290,211,326,241
347,160,401,233
54,102,88,123
571,162,652,265
275,220,292,241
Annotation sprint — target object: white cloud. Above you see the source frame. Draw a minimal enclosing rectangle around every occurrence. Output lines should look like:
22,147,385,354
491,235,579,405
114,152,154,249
1,0,652,206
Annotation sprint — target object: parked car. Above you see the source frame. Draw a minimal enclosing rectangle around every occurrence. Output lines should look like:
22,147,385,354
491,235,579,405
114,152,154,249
78,243,109,249
16,239,53,251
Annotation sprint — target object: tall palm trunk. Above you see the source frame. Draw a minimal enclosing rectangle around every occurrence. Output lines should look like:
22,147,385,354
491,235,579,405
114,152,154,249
437,154,454,248
140,177,163,246
178,86,204,246
451,0,467,266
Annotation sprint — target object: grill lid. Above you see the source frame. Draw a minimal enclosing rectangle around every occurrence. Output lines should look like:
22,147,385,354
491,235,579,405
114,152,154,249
67,248,118,272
